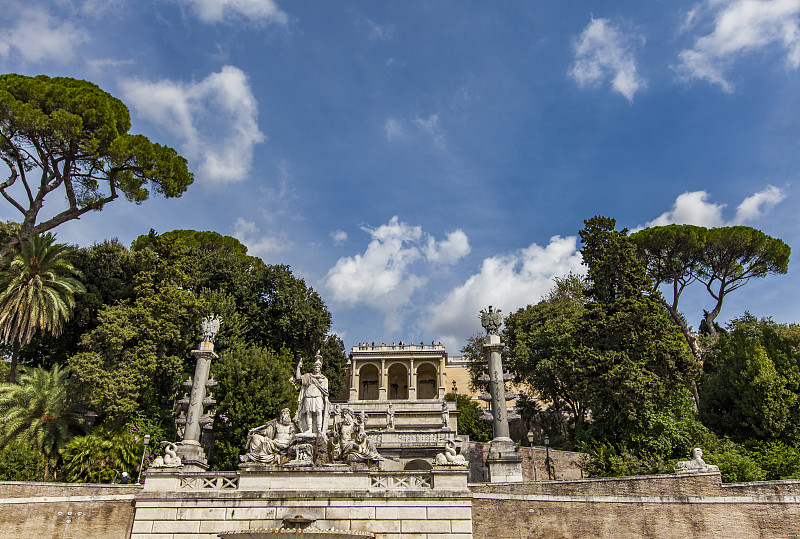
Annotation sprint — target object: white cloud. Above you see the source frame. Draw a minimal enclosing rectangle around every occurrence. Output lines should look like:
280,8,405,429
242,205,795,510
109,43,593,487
330,230,348,245
120,66,265,184
0,7,88,63
677,0,800,92
423,229,471,264
644,186,786,227
232,217,289,258
412,114,445,148
324,217,471,330
646,191,726,227
734,185,787,222
383,118,404,141
569,17,646,102
182,0,288,25
424,236,585,351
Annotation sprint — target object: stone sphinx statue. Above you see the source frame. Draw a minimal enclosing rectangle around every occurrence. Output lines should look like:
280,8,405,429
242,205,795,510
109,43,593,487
151,441,183,467
434,440,467,466
674,448,720,474
240,408,297,465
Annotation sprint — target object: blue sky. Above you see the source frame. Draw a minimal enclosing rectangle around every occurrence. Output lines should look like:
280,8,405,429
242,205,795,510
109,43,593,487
1,0,799,353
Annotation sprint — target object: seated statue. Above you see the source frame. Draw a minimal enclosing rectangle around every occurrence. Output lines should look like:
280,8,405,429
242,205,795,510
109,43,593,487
332,408,383,464
346,431,384,463
240,408,296,465
434,440,467,466
674,448,720,474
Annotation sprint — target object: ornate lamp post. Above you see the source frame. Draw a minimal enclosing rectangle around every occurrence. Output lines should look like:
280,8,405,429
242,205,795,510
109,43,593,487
527,430,536,481
544,434,552,480
138,434,151,483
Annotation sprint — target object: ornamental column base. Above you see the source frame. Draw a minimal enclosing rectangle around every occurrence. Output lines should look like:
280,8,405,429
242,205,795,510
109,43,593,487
486,437,523,483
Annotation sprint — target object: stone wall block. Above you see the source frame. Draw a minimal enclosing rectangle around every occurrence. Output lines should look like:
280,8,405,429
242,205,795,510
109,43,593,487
426,506,472,520
349,518,401,533
377,506,429,520
450,519,473,533
135,507,178,521
198,520,237,533
152,518,200,534
177,507,227,520
225,506,277,520
325,506,375,520
274,506,325,520
401,519,452,533
131,519,154,533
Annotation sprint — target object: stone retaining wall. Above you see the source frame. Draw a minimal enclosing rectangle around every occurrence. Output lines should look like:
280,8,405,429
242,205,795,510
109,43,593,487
0,481,139,539
470,473,800,539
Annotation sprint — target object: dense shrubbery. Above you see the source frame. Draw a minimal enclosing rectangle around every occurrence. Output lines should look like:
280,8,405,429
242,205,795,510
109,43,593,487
62,426,142,483
0,440,48,481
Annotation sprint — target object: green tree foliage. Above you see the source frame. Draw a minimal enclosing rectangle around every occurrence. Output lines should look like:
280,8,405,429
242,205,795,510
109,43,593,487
506,217,700,457
131,229,332,361
749,441,800,480
210,345,297,470
446,393,493,442
0,365,79,478
249,264,332,360
0,74,192,245
698,436,767,483
67,271,205,421
319,333,348,400
700,315,800,443
505,300,588,439
460,333,486,392
0,233,84,381
579,441,672,478
700,227,790,335
0,439,47,481
20,240,138,370
630,224,706,358
580,215,651,303
542,272,589,305
62,425,141,483
631,225,790,345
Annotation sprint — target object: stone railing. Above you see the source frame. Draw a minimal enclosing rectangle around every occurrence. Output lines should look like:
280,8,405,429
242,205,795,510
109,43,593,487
370,472,433,490
177,474,239,491
352,344,445,352
143,468,467,493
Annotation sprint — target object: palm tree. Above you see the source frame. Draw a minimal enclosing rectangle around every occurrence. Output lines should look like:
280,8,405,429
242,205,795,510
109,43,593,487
0,233,84,382
0,364,79,478
63,426,141,483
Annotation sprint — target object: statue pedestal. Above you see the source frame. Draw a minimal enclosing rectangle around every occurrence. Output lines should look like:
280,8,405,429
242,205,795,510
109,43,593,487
175,440,209,472
486,437,523,483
